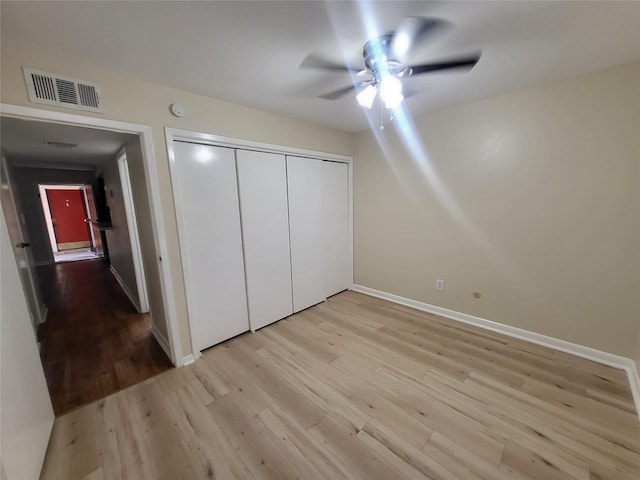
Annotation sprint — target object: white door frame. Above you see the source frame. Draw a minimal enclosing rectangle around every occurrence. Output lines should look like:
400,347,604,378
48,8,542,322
165,127,353,361
0,103,183,366
37,183,93,254
117,151,149,313
81,184,97,249
1,155,48,329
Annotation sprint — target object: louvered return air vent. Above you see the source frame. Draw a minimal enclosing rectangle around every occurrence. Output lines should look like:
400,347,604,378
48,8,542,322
22,67,104,113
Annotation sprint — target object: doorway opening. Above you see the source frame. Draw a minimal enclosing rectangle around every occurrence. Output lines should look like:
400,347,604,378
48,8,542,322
1,104,184,415
38,183,103,263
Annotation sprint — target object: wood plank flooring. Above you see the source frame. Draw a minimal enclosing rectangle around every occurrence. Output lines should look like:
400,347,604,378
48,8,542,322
37,259,172,415
40,291,640,479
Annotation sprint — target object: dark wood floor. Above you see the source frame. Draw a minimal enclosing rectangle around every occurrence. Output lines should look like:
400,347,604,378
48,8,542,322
37,258,172,415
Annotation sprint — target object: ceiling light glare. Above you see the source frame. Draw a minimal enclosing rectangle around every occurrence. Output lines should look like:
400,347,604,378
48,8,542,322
380,76,404,109
194,146,216,164
356,84,377,109
392,32,410,58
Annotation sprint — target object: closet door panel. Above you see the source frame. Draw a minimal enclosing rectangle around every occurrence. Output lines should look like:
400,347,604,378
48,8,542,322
323,161,351,296
236,150,293,330
287,156,326,312
171,142,249,351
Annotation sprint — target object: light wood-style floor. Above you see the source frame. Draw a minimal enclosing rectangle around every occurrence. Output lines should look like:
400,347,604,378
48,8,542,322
40,291,639,479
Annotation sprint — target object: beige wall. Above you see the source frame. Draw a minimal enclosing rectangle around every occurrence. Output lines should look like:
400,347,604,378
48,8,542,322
1,44,354,359
354,62,640,358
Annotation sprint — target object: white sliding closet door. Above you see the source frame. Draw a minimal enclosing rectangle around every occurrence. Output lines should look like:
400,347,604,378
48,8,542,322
323,161,351,296
236,150,293,330
287,156,326,312
171,142,249,351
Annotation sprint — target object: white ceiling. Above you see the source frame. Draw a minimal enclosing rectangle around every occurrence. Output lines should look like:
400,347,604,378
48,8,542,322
0,117,135,167
1,1,639,133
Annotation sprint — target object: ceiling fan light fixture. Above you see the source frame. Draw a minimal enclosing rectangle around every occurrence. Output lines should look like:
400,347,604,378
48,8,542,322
379,76,404,109
302,17,480,114
356,84,377,109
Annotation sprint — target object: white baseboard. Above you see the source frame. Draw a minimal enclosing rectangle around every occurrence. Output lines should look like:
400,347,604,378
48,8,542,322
39,305,48,324
109,265,141,313
628,364,640,420
352,284,640,420
181,353,198,367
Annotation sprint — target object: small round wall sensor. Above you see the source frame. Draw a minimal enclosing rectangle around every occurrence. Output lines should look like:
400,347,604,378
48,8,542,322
170,103,186,117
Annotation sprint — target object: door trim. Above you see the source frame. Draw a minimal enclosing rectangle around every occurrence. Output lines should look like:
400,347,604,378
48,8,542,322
117,152,149,313
82,184,98,249
1,103,183,367
165,127,353,163
38,184,89,254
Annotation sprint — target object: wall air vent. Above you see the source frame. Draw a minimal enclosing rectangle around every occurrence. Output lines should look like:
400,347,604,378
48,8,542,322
22,67,104,113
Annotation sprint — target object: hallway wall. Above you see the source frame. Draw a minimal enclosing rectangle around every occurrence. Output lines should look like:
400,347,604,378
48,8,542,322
99,157,140,310
122,137,170,343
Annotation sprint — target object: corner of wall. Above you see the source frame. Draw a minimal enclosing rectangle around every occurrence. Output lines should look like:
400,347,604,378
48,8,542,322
353,284,640,420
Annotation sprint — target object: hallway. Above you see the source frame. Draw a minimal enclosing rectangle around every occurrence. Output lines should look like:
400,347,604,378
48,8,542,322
37,259,172,415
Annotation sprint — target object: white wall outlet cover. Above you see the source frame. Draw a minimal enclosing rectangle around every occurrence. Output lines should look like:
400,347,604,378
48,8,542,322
170,103,186,117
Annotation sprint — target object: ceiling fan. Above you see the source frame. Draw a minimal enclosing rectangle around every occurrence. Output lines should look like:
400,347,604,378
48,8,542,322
300,17,481,109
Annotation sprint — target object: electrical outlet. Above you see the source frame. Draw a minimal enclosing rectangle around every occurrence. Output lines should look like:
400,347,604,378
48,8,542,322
435,279,445,291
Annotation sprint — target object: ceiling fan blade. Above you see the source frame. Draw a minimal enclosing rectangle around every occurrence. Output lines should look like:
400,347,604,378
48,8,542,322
300,53,361,73
390,17,450,61
318,84,357,100
409,52,481,75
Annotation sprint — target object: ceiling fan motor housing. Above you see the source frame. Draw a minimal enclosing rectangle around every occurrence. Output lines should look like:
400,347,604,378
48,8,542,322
363,35,410,83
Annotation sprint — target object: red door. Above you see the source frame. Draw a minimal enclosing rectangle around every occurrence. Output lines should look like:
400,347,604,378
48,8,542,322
46,189,91,250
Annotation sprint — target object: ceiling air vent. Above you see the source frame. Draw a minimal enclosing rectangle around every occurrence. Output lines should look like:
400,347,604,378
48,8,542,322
22,67,104,113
